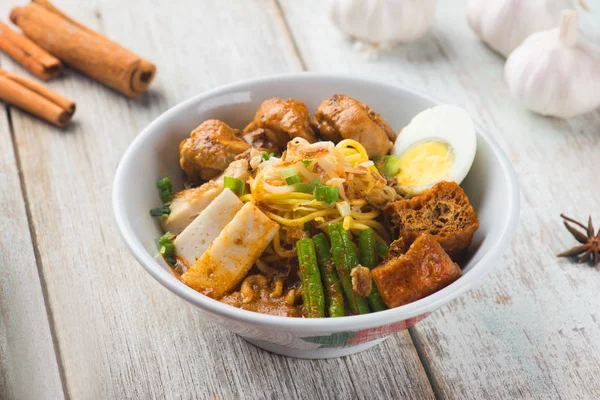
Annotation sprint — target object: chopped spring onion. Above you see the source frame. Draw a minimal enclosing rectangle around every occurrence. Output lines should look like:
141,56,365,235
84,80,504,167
374,155,400,178
335,201,351,217
156,177,174,202
295,178,320,193
224,176,246,195
150,204,170,217
261,151,274,161
158,232,176,265
301,160,312,167
375,242,389,259
303,221,312,232
279,166,299,179
285,175,302,185
314,186,339,204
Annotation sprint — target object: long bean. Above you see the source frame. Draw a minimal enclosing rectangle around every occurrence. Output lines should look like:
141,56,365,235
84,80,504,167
326,224,370,315
375,242,390,260
313,233,345,317
296,238,325,318
358,229,387,312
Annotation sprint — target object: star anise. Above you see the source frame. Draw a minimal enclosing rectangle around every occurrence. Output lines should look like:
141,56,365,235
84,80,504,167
557,214,600,267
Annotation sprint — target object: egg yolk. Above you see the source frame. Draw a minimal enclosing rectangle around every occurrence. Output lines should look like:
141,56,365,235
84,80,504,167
396,141,454,187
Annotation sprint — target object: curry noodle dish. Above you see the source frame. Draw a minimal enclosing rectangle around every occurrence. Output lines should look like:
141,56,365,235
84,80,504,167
149,95,480,318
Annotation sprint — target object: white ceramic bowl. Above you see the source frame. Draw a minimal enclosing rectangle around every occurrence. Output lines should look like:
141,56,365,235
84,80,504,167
113,73,520,359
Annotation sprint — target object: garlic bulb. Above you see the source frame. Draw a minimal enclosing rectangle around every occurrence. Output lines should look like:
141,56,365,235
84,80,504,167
467,0,571,57
505,10,600,118
328,0,437,46
575,0,600,47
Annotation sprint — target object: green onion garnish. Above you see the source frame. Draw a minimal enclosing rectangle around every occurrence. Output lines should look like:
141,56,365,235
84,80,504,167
374,155,400,178
261,151,274,161
375,242,389,259
156,177,174,202
285,175,302,185
158,232,176,265
295,178,320,193
279,166,302,186
150,204,171,217
314,186,339,204
301,160,312,167
224,176,246,195
279,166,298,179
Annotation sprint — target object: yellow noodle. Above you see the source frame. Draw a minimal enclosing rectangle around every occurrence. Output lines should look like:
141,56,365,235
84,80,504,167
349,224,387,243
351,210,381,220
268,198,316,206
338,148,357,156
262,254,285,263
261,192,314,201
349,199,368,207
266,209,338,227
273,231,297,257
343,216,353,230
346,153,363,164
336,139,369,161
352,220,389,241
365,179,375,194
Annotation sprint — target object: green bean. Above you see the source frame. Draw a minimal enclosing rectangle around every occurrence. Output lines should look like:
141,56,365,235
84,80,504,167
326,224,371,315
375,242,390,260
296,238,325,318
358,229,387,312
313,233,345,318
358,229,378,267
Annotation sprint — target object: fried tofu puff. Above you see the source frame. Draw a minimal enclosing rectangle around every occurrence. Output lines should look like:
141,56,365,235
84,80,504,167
372,233,461,308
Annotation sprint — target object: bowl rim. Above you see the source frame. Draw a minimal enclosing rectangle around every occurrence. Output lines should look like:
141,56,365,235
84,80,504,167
113,72,520,333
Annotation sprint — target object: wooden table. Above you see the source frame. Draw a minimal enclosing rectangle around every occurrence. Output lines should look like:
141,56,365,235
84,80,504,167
1,1,599,399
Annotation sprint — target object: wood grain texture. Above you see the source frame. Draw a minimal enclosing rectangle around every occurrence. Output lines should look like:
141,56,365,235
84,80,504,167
1,0,433,399
0,88,64,398
277,0,600,398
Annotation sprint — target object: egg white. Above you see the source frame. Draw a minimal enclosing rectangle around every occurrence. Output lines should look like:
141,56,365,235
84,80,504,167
392,104,477,194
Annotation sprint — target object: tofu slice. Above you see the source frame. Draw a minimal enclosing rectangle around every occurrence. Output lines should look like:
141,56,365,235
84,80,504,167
214,159,252,185
181,202,279,299
162,181,222,234
161,159,250,234
174,188,243,267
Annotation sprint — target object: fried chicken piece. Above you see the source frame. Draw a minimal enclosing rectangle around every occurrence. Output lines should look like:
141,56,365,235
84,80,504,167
313,94,397,158
372,233,461,308
242,128,280,155
244,98,318,150
384,181,479,260
179,119,251,182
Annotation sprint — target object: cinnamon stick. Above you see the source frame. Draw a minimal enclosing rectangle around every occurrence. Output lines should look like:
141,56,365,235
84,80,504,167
0,68,75,126
0,22,62,80
10,0,156,97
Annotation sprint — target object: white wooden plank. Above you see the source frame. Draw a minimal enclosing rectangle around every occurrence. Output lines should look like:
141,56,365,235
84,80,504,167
277,0,600,398
0,89,64,398
2,0,433,398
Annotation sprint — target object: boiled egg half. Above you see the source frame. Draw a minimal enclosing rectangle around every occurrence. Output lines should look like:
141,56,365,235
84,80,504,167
392,105,476,195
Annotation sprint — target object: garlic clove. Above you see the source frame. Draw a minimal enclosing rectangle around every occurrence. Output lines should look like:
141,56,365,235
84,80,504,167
328,0,437,46
467,0,571,58
505,10,600,119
